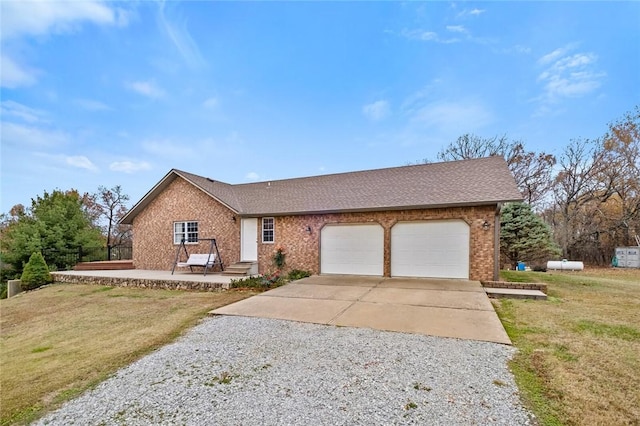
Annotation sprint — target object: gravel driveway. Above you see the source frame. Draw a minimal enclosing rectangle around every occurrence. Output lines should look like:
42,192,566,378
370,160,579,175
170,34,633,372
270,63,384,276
35,316,533,425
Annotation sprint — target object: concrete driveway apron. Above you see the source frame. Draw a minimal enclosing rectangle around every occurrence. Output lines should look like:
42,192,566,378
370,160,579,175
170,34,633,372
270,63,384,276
211,275,510,344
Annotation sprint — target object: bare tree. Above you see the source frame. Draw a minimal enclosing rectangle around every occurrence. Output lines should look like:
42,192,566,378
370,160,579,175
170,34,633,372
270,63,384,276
601,106,640,246
436,134,556,209
436,134,512,161
92,185,132,250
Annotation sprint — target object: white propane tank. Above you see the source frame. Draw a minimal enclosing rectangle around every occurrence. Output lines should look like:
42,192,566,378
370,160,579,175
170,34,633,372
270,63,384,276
546,259,584,271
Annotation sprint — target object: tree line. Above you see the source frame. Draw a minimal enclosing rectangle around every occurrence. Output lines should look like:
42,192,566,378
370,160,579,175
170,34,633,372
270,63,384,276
1,106,637,280
0,186,131,280
435,106,639,267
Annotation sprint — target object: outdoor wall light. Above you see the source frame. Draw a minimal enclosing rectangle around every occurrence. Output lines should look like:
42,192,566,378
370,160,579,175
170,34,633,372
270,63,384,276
306,226,312,234
482,220,491,231
232,216,237,223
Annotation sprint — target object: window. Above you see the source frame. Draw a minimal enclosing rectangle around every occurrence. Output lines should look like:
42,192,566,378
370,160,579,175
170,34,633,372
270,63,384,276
174,221,198,244
262,217,274,243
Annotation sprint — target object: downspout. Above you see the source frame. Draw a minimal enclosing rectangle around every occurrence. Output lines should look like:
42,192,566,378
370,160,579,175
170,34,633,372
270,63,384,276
494,203,502,281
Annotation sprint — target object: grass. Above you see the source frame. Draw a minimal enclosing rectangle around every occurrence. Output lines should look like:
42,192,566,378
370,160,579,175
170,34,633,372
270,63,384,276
0,284,254,426
495,268,640,426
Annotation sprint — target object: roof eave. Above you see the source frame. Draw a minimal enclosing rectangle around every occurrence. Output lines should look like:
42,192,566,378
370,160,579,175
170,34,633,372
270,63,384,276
172,170,240,215
238,198,524,217
119,169,240,225
120,170,179,225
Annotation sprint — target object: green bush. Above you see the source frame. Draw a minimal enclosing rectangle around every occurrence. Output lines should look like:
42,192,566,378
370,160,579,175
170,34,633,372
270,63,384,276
229,275,267,289
229,271,287,289
0,282,7,299
287,269,312,281
532,264,547,272
20,252,53,291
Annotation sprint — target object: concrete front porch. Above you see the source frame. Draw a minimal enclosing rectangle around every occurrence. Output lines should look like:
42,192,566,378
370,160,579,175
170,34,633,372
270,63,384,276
52,269,235,291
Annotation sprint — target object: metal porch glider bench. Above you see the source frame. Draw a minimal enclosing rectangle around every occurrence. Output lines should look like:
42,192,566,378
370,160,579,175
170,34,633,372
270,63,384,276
171,238,224,276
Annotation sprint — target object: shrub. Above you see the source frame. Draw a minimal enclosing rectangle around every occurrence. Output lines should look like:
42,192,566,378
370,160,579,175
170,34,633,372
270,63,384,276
229,270,287,290
532,264,547,272
287,269,312,281
0,282,7,299
229,275,270,289
272,245,286,269
262,270,284,287
20,252,53,291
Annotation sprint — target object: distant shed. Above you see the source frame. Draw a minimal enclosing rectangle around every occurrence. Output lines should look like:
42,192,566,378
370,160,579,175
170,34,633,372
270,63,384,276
614,247,640,268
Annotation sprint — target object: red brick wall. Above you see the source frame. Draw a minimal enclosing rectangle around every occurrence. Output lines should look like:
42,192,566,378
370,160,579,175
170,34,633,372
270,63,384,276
257,206,497,281
132,177,240,270
132,177,497,281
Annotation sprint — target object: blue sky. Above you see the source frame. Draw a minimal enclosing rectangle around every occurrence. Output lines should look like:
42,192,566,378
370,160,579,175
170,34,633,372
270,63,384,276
1,1,639,213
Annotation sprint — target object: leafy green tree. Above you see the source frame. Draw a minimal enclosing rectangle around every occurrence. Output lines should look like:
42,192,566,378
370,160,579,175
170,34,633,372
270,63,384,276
0,190,103,275
20,252,52,291
501,202,561,269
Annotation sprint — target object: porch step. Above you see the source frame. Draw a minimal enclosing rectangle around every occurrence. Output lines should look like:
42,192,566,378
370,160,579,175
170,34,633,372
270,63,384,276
74,260,134,271
222,262,257,276
485,288,547,300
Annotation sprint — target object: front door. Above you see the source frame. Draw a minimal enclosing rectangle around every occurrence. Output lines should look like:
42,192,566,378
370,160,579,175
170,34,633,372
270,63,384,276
241,218,258,261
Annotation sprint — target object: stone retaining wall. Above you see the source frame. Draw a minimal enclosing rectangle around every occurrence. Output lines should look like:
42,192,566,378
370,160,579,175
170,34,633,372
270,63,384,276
52,273,228,292
481,280,548,294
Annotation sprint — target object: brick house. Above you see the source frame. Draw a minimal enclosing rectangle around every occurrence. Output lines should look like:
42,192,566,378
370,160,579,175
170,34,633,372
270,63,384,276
120,156,522,281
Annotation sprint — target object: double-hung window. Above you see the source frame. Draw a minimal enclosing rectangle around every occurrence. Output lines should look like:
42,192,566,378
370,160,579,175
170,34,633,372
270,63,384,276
262,217,274,243
174,221,198,244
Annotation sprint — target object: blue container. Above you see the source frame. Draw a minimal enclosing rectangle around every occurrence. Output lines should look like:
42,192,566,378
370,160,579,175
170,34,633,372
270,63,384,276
517,262,525,271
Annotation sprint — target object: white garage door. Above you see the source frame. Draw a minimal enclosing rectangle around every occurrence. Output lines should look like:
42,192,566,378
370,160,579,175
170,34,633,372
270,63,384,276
391,220,470,279
321,224,384,276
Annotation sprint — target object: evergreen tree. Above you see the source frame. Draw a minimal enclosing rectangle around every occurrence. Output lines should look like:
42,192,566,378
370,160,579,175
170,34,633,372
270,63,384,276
501,202,561,269
20,252,52,291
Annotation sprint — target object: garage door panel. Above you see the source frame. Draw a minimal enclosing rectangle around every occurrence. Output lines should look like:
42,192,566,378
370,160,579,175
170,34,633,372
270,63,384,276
321,224,383,276
391,220,470,279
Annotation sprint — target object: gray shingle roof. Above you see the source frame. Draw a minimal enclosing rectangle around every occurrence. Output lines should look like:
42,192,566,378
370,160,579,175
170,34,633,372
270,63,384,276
121,156,522,224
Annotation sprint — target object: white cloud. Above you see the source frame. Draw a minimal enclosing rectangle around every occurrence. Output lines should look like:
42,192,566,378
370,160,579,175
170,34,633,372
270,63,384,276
456,8,486,19
0,54,38,88
1,122,68,147
109,161,152,173
554,53,596,71
245,172,260,181
538,45,575,65
74,98,111,111
362,100,390,121
400,29,440,42
400,25,494,46
0,1,129,88
66,155,98,172
536,45,605,105
157,2,206,69
33,153,98,172
126,80,166,99
410,100,494,132
202,97,219,109
0,0,124,40
1,100,47,123
446,25,467,34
